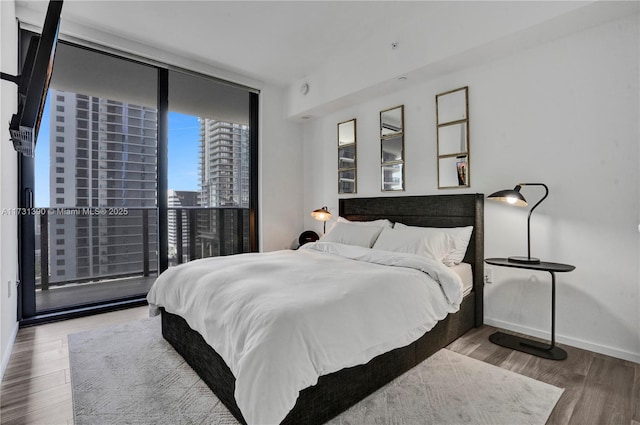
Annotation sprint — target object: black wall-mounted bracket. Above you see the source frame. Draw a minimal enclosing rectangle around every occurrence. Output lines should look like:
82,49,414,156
0,72,20,84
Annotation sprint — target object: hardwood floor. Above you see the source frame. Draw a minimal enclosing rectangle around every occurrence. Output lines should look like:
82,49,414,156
0,306,149,425
447,326,640,425
1,308,638,425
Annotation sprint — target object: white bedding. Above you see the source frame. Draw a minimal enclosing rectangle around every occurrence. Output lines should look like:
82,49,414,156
147,241,463,425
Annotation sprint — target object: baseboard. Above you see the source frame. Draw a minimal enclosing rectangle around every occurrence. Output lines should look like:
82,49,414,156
0,321,19,382
484,317,640,364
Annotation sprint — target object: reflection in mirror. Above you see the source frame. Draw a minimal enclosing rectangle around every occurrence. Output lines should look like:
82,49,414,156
380,106,403,137
338,145,356,169
382,163,403,191
438,122,467,156
338,119,356,146
338,119,357,193
436,87,469,188
437,88,467,124
381,136,403,162
438,156,468,187
339,170,356,193
380,105,404,191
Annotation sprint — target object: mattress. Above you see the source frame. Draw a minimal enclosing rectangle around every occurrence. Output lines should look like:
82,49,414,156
450,262,473,296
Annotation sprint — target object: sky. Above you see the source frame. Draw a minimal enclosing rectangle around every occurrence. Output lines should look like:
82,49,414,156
35,96,201,207
167,113,200,192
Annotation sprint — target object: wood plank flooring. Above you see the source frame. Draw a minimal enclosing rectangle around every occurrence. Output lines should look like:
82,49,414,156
0,307,149,425
1,307,638,425
447,326,640,425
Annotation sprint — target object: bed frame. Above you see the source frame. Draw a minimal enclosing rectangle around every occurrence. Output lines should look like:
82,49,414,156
161,193,484,425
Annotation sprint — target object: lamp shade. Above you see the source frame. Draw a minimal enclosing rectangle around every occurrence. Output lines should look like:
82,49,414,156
486,183,549,264
311,206,332,222
487,185,528,207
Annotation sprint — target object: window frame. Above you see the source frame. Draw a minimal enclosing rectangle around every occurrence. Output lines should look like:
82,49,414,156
17,34,259,323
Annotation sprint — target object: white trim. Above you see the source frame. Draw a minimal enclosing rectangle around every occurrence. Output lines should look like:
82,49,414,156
0,321,19,382
484,317,640,364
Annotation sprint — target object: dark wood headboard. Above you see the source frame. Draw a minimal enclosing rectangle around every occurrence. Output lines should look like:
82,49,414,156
339,194,484,326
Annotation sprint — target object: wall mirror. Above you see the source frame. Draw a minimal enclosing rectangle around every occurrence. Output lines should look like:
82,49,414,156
338,118,357,193
380,105,404,191
436,87,469,188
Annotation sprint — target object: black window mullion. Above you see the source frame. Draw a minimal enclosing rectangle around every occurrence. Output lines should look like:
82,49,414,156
157,68,169,273
18,155,36,320
249,92,259,252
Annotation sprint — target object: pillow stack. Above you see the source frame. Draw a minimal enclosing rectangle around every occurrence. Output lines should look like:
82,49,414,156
320,217,473,265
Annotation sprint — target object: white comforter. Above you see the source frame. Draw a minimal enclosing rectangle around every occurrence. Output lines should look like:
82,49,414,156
147,242,463,425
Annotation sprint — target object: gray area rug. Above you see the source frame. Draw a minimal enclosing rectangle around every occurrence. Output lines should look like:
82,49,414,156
69,317,563,425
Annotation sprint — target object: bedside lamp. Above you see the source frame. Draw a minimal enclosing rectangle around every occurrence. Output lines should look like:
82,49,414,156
311,206,332,233
487,183,549,264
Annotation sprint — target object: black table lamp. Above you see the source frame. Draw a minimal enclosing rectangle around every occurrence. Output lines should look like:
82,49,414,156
311,206,332,233
487,183,549,264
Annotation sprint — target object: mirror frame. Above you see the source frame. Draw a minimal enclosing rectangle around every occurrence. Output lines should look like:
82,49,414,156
380,105,405,192
436,87,469,189
338,118,357,194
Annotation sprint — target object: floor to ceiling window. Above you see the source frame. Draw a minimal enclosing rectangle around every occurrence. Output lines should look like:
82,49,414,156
167,71,252,265
30,39,159,315
19,32,258,321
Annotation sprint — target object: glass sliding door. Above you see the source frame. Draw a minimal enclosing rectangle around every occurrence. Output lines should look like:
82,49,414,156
18,33,258,321
29,38,158,314
167,71,253,266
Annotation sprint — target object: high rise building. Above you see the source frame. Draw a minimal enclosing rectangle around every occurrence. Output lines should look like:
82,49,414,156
198,119,250,208
168,189,199,265
197,118,250,256
48,90,158,282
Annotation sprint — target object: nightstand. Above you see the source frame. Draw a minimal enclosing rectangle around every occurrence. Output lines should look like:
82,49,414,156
485,258,575,360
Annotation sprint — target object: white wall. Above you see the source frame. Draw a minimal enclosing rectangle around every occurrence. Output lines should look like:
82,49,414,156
301,14,640,362
0,0,20,380
259,86,304,251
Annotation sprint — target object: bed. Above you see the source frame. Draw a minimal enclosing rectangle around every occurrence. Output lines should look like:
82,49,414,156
152,193,484,425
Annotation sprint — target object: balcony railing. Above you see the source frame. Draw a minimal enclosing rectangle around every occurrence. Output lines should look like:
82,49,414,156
36,206,249,291
168,207,250,267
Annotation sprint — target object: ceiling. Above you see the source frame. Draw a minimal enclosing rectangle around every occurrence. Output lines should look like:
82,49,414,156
15,1,637,118
16,0,439,87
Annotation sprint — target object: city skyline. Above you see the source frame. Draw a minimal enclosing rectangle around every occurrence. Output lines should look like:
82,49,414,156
47,91,160,281
39,88,251,281
35,94,202,207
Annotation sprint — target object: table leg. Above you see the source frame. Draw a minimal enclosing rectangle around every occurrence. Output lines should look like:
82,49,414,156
489,271,567,360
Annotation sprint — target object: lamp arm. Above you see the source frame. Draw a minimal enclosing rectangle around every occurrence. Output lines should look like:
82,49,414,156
521,183,549,260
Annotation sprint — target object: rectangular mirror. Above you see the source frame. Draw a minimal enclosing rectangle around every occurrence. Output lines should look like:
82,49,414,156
380,105,404,191
381,135,403,162
438,122,467,156
338,119,356,146
382,163,403,191
338,145,356,169
437,88,467,124
436,87,469,188
438,155,468,188
338,119,357,193
338,169,356,193
380,106,403,137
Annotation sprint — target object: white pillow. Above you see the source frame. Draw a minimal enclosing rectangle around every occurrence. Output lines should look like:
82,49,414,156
372,226,454,262
393,223,473,266
337,216,393,228
320,221,385,248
